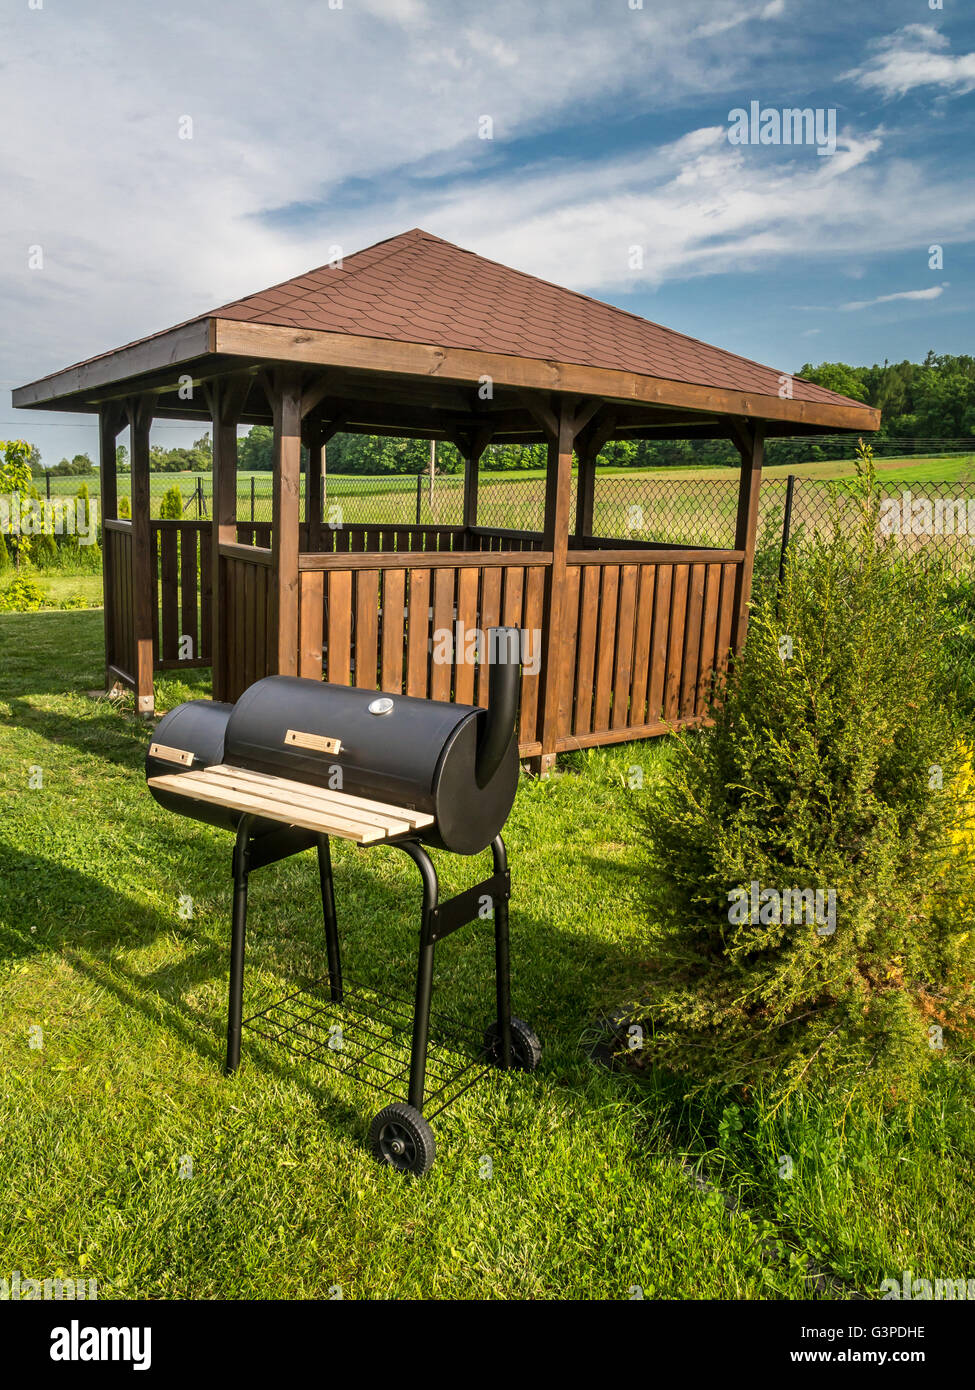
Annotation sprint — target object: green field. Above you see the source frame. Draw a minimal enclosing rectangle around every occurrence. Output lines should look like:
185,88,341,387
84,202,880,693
1,609,974,1298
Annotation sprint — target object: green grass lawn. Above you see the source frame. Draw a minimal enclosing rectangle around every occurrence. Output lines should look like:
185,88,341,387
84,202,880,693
1,610,973,1299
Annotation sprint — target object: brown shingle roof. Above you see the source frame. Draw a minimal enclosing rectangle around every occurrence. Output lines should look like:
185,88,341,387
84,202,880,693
15,229,875,421
201,228,859,409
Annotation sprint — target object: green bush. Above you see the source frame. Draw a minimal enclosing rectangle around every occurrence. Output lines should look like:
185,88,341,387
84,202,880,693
0,576,46,612
937,570,975,721
159,485,183,520
643,445,975,1105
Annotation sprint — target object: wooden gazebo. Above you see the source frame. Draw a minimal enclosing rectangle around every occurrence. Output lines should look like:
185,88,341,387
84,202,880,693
14,229,878,771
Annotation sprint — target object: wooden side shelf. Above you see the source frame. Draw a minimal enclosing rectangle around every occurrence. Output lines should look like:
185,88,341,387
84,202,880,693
147,763,434,844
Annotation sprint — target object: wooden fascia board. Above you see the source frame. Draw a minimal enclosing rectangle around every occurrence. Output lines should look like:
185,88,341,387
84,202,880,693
12,320,213,409
212,318,881,432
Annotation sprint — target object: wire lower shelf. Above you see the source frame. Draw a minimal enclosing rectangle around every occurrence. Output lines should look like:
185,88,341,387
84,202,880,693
242,974,491,1120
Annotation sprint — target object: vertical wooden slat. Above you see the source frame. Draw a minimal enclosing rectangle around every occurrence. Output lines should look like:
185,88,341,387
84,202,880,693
326,570,353,685
680,563,706,718
380,568,406,693
592,565,619,732
664,565,689,722
611,564,638,730
520,564,545,746
199,534,212,662
179,525,198,661
629,564,655,728
647,565,673,724
299,571,325,679
557,564,581,737
354,570,380,689
714,562,738,687
255,565,268,684
406,569,431,697
454,567,479,704
160,527,179,662
243,561,257,687
573,564,600,736
478,566,503,708
430,567,455,701
696,564,722,714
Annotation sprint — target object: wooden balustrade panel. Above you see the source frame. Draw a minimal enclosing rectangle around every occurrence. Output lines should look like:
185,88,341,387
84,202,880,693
562,556,738,741
106,526,135,680
219,553,272,701
295,549,736,753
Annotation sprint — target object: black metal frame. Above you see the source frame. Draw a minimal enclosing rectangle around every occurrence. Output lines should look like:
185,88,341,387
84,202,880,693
224,814,513,1118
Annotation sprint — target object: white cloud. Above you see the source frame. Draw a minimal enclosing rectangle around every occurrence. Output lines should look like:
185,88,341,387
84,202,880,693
839,284,949,312
844,24,975,98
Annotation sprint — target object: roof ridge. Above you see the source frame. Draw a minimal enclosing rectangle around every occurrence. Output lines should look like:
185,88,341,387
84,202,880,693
211,228,430,315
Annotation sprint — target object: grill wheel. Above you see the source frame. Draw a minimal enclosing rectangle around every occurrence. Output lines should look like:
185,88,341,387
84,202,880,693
483,1017,543,1072
369,1103,437,1177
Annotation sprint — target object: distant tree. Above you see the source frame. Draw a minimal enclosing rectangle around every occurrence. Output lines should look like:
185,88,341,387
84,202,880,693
238,425,274,472
796,361,869,404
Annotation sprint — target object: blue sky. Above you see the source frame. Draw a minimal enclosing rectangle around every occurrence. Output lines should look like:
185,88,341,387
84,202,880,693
2,0,974,461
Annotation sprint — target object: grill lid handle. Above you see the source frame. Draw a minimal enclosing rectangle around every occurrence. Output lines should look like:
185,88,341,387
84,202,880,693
475,627,521,789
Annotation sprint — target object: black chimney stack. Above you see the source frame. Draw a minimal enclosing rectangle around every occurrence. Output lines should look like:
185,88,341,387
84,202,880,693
475,627,521,788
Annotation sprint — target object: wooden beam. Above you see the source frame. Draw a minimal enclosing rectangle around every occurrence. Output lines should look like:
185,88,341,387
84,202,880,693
207,376,249,699
267,369,303,676
212,319,882,434
730,420,765,654
125,396,155,717
13,320,213,409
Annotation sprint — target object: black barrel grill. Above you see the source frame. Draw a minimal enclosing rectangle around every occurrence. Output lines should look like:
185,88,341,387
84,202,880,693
145,627,540,1175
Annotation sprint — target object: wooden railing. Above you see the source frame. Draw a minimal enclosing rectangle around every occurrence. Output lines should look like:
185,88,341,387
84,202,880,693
103,515,744,756
286,545,743,755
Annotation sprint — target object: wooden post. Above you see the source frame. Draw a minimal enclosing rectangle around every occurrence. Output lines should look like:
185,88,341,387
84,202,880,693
573,407,613,541
535,397,577,775
461,424,493,537
126,396,155,717
208,379,248,701
269,370,303,677
730,419,765,654
305,415,324,553
97,403,123,689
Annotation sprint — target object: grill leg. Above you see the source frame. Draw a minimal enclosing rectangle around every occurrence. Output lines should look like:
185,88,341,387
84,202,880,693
397,841,439,1113
317,835,343,1003
492,836,512,1069
226,816,253,1075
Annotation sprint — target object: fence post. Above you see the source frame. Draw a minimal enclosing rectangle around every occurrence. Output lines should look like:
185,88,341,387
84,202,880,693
45,471,51,501
415,471,422,525
778,474,796,590
251,476,255,521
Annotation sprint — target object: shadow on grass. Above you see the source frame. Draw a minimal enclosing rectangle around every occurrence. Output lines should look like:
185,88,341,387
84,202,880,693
0,825,653,1148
